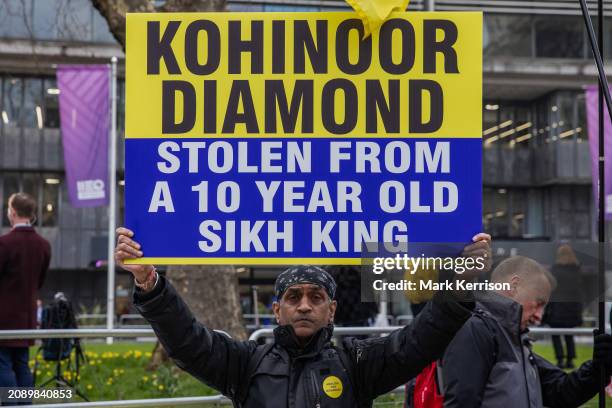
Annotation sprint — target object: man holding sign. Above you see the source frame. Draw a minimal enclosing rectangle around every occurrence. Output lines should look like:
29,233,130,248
115,228,490,407
120,5,489,406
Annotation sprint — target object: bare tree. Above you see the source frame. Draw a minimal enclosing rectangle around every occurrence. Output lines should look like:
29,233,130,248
91,0,226,48
90,0,247,366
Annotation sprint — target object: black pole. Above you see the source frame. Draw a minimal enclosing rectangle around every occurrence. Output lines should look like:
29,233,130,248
597,0,606,407
597,0,608,408
577,1,608,406
579,0,612,121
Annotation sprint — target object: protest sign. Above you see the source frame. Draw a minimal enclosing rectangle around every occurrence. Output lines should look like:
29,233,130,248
125,12,482,264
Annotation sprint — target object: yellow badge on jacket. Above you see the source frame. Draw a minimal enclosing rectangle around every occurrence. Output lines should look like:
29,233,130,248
322,376,343,398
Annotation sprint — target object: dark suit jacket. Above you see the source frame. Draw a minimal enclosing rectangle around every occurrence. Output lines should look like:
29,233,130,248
0,226,50,347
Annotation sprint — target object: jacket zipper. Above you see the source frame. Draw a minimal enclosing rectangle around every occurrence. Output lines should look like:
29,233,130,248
519,337,531,407
310,371,321,408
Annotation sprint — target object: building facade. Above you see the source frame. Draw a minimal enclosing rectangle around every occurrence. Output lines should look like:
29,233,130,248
0,0,609,311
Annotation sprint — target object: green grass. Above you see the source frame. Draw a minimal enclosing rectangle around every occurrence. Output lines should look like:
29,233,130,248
29,341,216,403
27,340,609,406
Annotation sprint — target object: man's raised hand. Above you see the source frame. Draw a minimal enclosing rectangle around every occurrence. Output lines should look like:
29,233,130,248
115,227,154,282
460,232,492,280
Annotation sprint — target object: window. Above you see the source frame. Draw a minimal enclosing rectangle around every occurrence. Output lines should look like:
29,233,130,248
535,16,584,59
2,174,20,227
32,0,59,40
510,190,526,237
92,4,115,43
483,188,532,238
0,0,33,39
56,0,92,42
483,102,533,148
1,173,61,227
118,178,125,225
484,14,533,58
117,80,125,130
42,175,60,226
2,77,23,128
23,78,44,129
43,77,60,128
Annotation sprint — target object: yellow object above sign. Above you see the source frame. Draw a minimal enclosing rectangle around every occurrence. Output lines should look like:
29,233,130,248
345,0,409,37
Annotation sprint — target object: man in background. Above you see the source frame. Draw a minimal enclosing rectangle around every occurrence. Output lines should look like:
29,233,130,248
441,256,612,408
0,193,51,391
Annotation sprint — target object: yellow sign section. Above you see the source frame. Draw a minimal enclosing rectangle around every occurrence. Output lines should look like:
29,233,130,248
126,12,482,139
322,375,344,398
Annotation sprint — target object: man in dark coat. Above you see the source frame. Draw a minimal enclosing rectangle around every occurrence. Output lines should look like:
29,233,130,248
0,193,51,389
115,227,491,407
441,256,612,408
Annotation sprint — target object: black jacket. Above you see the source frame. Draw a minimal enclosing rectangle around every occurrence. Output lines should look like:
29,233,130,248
134,275,473,407
543,264,583,328
442,291,599,408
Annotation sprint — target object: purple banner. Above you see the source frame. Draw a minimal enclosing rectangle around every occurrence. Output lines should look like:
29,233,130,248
58,65,110,208
586,85,612,220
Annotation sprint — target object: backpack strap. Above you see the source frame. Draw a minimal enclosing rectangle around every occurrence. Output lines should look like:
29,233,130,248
234,342,274,406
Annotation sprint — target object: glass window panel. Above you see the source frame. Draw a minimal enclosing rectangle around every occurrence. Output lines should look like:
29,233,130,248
559,189,572,210
117,80,125,130
92,5,115,43
23,78,43,129
0,0,33,39
43,77,60,128
484,14,533,58
2,174,20,226
589,19,612,62
483,188,494,232
228,4,264,11
534,99,550,146
3,77,23,128
118,180,125,225
555,91,575,140
42,175,60,226
558,212,574,238
491,190,509,237
574,186,590,211
22,174,39,203
535,16,584,58
483,105,498,134
32,0,59,40
510,190,526,237
56,0,92,41
575,93,587,141
264,5,318,11
575,213,590,238
0,77,2,131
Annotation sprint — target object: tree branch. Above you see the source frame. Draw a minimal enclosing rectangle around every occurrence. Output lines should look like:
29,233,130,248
90,0,155,49
91,0,227,49
160,0,227,12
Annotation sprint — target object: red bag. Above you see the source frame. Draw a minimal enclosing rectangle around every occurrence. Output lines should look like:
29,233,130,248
412,362,444,408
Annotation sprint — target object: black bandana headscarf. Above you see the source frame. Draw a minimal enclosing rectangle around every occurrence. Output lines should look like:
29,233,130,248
274,265,337,300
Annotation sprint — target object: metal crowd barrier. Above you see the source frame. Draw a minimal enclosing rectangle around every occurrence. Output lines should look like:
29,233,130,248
249,326,595,341
0,326,595,408
7,395,231,408
119,314,147,325
0,326,593,342
76,314,107,320
243,314,274,320
0,328,231,340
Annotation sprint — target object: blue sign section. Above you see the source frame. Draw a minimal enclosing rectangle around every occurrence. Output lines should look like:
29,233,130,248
125,138,482,262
